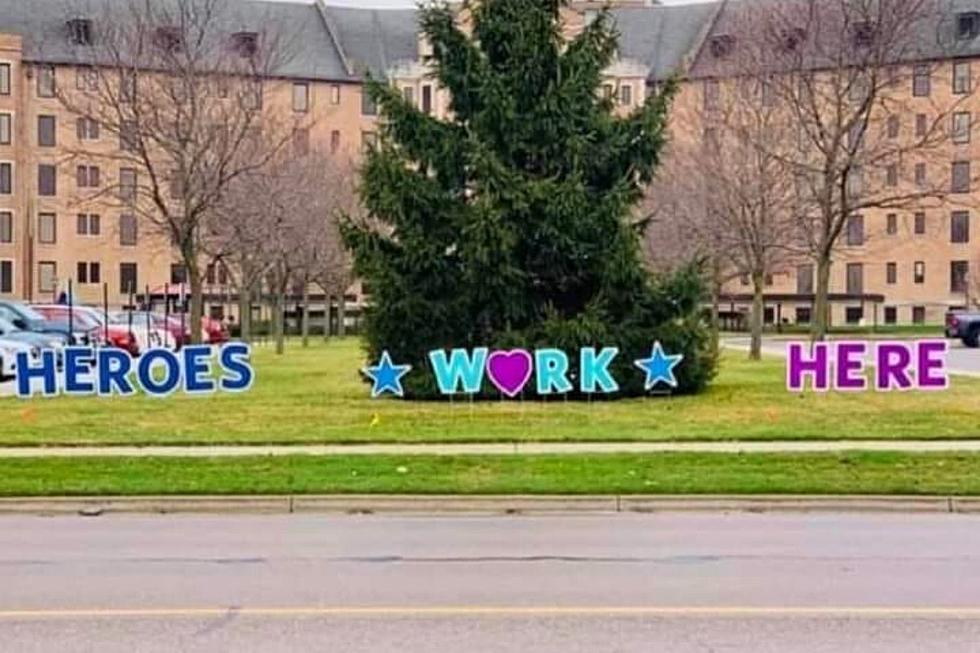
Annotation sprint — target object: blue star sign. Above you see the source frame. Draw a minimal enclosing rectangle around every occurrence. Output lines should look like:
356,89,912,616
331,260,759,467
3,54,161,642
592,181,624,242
634,341,684,391
362,351,412,398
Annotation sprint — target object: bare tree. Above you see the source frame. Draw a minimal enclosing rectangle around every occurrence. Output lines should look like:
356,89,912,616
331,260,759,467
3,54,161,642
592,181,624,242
649,72,800,359
216,143,356,353
693,0,979,339
57,0,301,343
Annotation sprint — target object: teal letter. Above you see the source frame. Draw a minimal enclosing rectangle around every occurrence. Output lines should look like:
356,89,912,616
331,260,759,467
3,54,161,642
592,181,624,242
535,349,572,395
580,347,619,393
428,348,487,394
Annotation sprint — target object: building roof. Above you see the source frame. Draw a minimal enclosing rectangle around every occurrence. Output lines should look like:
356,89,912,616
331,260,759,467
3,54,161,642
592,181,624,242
0,0,353,81
319,5,419,77
611,3,721,80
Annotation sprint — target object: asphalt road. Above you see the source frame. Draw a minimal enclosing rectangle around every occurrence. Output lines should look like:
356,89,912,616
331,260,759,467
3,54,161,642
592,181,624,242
1,512,979,652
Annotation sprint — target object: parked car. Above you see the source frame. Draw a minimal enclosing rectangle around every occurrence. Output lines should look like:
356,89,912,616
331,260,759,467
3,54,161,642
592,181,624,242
0,338,38,381
117,312,191,349
0,316,67,351
0,300,90,344
32,305,140,356
108,311,176,351
945,310,980,347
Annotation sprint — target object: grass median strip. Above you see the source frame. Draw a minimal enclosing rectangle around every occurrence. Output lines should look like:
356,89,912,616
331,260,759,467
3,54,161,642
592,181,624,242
1,452,979,496
1,339,979,445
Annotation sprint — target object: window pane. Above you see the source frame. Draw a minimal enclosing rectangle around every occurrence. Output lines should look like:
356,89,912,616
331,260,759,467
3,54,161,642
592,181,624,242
37,66,55,97
0,260,11,293
38,115,56,147
0,64,9,95
76,214,88,235
292,83,308,112
38,213,56,244
0,211,11,243
120,263,138,294
38,262,56,293
0,163,10,194
952,161,971,192
952,211,970,243
38,164,56,196
0,113,10,145
120,214,137,246
951,261,969,293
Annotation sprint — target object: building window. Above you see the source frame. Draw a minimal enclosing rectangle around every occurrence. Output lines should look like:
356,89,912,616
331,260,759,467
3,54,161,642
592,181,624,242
954,61,972,94
845,306,864,325
361,131,377,153
912,306,926,324
704,79,720,110
952,160,971,192
76,66,97,91
38,164,56,196
38,261,56,293
421,85,433,114
329,84,341,105
620,84,632,106
76,117,99,140
846,166,862,198
244,80,263,110
0,113,11,145
886,262,897,284
0,260,10,293
402,86,415,106
887,115,900,138
170,264,187,285
0,211,10,243
361,88,376,116
913,64,931,96
0,63,9,95
846,263,864,295
958,11,980,39
952,211,970,243
76,262,101,284
796,264,814,294
795,307,811,324
119,262,138,294
330,130,340,154
119,168,137,202
120,120,137,151
38,212,56,244
914,212,926,234
37,115,56,147
846,214,864,245
914,163,927,187
292,127,310,156
119,214,137,246
0,162,11,194
915,113,927,137
885,164,898,187
76,213,100,236
884,306,897,325
76,165,100,189
37,65,55,98
913,260,925,284
292,82,309,113
951,260,970,293
886,212,898,235
953,112,971,144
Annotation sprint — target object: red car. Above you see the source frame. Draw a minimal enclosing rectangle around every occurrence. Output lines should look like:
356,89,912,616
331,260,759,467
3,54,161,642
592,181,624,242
32,305,140,356
163,313,229,345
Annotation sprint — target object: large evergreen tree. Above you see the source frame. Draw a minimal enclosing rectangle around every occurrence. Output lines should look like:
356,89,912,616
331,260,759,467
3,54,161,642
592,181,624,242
344,0,716,398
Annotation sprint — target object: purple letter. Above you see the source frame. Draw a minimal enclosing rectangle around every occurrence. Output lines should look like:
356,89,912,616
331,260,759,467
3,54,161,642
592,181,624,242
834,342,867,391
875,343,913,391
787,342,829,392
916,340,949,390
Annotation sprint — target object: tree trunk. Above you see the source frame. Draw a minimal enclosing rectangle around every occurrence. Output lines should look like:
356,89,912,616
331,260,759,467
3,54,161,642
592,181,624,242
186,256,204,346
337,292,346,337
749,272,764,361
238,283,251,343
811,253,832,342
274,283,286,355
301,281,310,348
323,293,332,342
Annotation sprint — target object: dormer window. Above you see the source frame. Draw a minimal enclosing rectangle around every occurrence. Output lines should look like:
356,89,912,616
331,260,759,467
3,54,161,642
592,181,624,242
709,34,735,58
67,18,92,46
154,26,183,53
957,12,980,40
851,21,875,47
231,31,258,58
780,27,806,52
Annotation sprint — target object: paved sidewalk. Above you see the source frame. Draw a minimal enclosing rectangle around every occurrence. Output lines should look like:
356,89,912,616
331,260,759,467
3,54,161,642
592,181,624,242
3,440,980,458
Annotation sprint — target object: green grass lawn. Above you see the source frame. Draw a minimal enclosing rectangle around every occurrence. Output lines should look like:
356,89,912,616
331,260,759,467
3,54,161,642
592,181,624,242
1,338,978,445
2,452,979,496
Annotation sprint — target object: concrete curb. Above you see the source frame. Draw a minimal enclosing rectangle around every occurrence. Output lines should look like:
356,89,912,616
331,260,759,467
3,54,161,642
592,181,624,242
1,495,978,516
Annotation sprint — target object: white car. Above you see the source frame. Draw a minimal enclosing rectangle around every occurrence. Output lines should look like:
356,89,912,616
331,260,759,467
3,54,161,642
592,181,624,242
0,338,38,381
108,312,177,351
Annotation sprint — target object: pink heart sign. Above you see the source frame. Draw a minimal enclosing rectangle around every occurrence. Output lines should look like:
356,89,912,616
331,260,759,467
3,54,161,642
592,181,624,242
486,349,533,397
